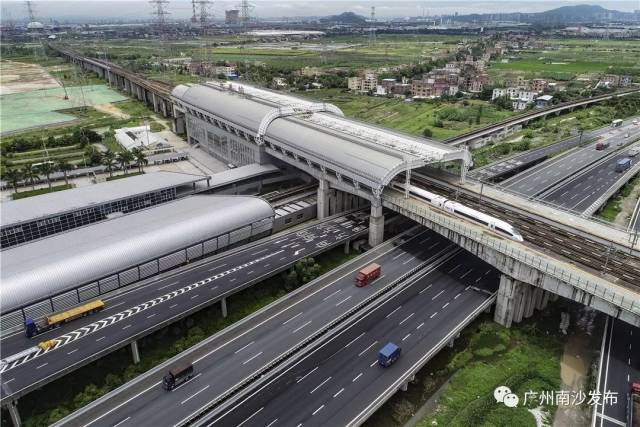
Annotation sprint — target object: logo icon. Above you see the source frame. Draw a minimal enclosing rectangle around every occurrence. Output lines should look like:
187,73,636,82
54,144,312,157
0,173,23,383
494,385,519,407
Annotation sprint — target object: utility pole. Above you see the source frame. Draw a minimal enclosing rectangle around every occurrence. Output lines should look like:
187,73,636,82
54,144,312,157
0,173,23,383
239,0,252,32
149,0,170,35
198,0,211,28
191,0,198,24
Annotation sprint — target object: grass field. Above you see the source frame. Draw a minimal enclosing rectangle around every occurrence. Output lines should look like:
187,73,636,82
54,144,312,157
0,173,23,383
302,89,514,140
11,184,73,200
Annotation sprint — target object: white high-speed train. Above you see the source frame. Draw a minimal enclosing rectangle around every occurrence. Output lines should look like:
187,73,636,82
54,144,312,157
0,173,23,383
402,184,524,242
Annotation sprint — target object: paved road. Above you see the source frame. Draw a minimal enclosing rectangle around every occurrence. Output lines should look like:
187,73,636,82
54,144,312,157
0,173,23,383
541,143,640,213
593,317,640,427
56,228,456,427
209,252,498,427
502,121,640,197
0,212,370,403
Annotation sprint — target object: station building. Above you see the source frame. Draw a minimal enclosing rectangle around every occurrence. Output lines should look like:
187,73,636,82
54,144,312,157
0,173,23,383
1,194,273,329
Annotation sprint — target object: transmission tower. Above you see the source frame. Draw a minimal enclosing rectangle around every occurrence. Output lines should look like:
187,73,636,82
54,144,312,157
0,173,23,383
25,0,36,22
368,6,376,46
149,0,170,34
198,0,212,28
191,0,197,23
239,0,253,31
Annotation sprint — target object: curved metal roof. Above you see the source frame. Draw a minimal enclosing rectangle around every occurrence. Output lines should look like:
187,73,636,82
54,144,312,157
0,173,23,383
171,83,471,193
1,195,274,313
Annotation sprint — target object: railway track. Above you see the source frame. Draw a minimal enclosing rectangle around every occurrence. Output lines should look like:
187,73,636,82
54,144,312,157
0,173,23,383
409,173,640,290
262,184,317,204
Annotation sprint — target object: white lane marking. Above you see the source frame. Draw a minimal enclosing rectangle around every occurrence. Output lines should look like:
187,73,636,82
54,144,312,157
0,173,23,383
36,363,48,369
112,417,131,427
333,388,345,398
596,413,627,427
157,281,180,291
190,294,199,300
419,284,432,295
282,312,303,325
242,351,264,365
344,332,365,348
385,306,402,318
352,372,363,382
399,313,414,325
83,381,161,426
335,296,352,307
417,322,425,330
208,263,228,272
393,252,405,260
96,336,105,342
312,405,325,416
181,385,210,405
460,269,473,279
430,312,438,319
266,419,278,427
67,349,78,355
323,289,342,301
448,264,461,274
454,293,461,299
292,321,312,333
310,376,332,394
252,249,269,256
442,303,450,309
296,367,318,383
402,333,411,341
169,304,178,309
147,313,156,319
238,407,264,427
234,341,255,354
104,301,125,311
358,341,379,357
122,325,131,330
432,290,445,300
370,360,378,367
403,256,416,265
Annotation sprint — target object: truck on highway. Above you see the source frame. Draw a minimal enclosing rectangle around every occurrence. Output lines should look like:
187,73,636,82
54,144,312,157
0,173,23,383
355,263,381,287
596,141,610,150
616,158,632,173
629,382,640,427
25,299,105,338
612,119,623,128
629,147,640,157
378,342,401,367
162,363,195,390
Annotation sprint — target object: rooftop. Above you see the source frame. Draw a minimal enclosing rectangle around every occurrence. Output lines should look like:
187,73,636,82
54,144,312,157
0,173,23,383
1,171,209,228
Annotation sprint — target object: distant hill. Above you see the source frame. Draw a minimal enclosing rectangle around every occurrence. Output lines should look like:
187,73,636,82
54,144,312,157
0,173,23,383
450,4,634,24
320,12,366,24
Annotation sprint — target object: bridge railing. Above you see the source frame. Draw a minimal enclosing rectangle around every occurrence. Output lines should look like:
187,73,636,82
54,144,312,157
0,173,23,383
383,193,640,316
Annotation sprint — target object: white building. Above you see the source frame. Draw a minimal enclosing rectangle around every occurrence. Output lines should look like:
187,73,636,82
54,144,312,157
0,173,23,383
115,125,172,153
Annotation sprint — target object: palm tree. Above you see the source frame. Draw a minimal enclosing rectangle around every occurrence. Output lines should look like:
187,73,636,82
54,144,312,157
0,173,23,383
21,163,39,190
102,150,117,178
131,147,148,173
36,161,55,189
56,159,74,186
117,149,135,175
3,168,22,194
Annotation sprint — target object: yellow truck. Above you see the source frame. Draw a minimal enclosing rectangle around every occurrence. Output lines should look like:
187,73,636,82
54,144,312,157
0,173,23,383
25,300,105,338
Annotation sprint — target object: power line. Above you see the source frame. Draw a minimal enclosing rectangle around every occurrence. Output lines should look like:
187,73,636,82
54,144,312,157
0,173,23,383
238,0,253,31
191,0,197,23
25,0,36,22
368,6,376,46
198,0,212,28
149,0,170,34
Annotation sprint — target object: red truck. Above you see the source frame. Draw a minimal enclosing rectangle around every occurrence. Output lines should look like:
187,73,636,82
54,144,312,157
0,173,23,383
355,263,381,287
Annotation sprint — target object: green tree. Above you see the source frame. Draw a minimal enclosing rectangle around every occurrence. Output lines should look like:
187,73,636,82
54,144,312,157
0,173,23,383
422,127,433,138
102,149,117,178
56,158,74,185
2,168,22,194
132,147,148,173
36,161,55,189
21,163,39,190
117,149,135,175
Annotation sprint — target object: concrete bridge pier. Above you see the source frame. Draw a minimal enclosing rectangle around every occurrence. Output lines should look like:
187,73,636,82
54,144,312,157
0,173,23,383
494,275,552,328
221,297,228,318
368,201,384,247
317,179,330,220
131,340,141,364
4,400,21,427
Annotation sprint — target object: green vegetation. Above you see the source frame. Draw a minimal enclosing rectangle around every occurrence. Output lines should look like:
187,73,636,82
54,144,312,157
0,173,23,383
302,89,514,140
597,175,639,222
11,184,73,200
106,171,145,181
7,249,359,426
364,311,564,427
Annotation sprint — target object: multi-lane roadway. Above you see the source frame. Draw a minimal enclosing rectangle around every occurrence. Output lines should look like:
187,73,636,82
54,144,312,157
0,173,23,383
0,212,369,404
209,251,499,427
55,228,464,427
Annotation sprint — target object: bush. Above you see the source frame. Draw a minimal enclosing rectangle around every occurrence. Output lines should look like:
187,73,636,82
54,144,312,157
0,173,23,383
422,127,433,138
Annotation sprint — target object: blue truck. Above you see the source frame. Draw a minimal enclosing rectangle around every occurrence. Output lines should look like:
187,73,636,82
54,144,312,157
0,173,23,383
378,342,401,367
616,158,632,173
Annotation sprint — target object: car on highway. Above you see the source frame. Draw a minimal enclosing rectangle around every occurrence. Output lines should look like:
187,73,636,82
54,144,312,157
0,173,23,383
596,142,610,150
616,158,632,173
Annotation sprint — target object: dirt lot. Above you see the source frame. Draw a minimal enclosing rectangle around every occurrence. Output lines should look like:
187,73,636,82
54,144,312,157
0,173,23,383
0,60,60,95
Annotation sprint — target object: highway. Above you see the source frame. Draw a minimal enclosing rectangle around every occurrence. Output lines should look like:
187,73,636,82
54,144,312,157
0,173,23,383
55,227,457,427
542,142,639,213
593,317,640,427
502,121,640,198
0,212,369,404
208,252,498,427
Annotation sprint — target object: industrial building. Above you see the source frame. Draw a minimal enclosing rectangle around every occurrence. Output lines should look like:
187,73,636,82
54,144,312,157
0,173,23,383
0,171,210,248
0,194,274,329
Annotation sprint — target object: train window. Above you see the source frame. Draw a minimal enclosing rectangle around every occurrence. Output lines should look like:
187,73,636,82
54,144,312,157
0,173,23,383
495,227,511,236
454,209,488,226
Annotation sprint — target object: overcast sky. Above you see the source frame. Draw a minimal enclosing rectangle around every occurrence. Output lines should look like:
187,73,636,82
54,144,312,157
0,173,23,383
2,0,639,22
